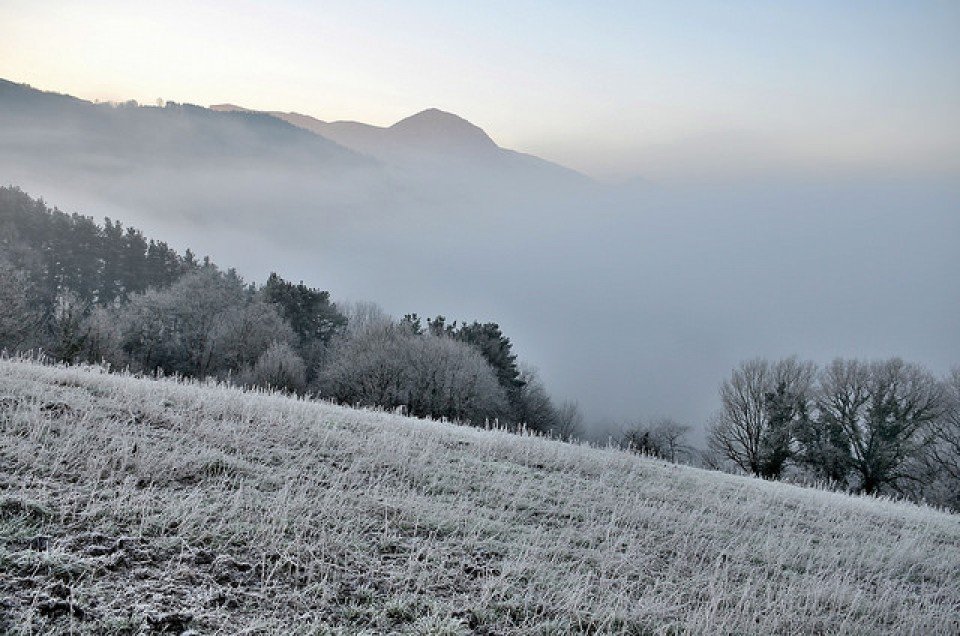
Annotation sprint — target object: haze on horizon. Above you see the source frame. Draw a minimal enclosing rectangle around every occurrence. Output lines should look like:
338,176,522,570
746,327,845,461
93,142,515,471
2,0,959,181
1,2,958,440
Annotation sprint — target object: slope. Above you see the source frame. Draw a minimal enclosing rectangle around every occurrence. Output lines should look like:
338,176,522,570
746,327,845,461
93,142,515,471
1,359,957,634
0,80,392,260
0,79,371,171
210,104,592,187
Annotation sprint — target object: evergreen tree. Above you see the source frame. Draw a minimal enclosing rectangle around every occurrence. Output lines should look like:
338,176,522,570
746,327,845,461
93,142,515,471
261,273,346,345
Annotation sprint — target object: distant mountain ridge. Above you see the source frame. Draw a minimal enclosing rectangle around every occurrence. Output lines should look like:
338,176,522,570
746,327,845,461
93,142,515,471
210,103,589,183
0,79,372,171
0,77,597,239
0,77,593,204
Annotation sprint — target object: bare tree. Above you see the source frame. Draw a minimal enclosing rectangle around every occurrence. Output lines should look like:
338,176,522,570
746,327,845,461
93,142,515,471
819,358,944,495
911,368,960,509
339,300,391,334
708,357,815,478
514,365,557,432
623,418,691,462
652,418,692,463
552,400,584,438
413,333,508,423
793,359,863,486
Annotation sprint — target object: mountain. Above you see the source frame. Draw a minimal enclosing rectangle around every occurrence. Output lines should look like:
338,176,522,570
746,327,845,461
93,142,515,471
388,108,499,152
0,80,373,172
0,78,594,237
0,78,591,192
210,103,590,185
3,358,957,633
0,79,397,245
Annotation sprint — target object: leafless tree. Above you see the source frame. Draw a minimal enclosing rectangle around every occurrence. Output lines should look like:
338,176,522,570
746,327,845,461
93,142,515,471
652,418,692,463
819,358,944,495
623,418,691,463
318,321,412,408
552,400,584,439
708,357,815,478
909,368,960,509
339,300,391,334
514,365,557,432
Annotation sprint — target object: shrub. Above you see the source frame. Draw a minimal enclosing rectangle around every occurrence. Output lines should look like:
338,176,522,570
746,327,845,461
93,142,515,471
241,341,307,393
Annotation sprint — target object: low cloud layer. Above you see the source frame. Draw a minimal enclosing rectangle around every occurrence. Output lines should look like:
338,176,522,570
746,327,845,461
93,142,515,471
2,84,958,441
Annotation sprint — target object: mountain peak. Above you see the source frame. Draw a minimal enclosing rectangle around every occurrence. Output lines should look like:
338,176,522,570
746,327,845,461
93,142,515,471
389,108,497,150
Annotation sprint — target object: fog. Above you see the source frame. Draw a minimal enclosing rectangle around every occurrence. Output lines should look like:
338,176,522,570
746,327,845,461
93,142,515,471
2,84,958,442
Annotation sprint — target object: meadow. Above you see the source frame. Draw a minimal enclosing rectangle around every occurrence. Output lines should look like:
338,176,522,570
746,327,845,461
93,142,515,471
1,358,958,634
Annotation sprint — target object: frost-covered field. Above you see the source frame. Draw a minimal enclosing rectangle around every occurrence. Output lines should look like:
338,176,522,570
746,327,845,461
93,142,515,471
1,360,958,635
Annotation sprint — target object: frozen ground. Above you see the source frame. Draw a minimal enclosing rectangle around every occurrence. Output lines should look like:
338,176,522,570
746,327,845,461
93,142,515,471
1,359,958,634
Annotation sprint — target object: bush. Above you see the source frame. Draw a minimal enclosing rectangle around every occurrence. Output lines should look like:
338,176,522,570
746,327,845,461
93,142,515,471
241,341,307,393
317,321,507,424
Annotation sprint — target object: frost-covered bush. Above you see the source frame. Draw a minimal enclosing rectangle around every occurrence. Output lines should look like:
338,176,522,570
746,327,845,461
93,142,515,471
109,269,298,379
113,268,247,375
241,341,307,393
209,301,296,371
318,321,507,424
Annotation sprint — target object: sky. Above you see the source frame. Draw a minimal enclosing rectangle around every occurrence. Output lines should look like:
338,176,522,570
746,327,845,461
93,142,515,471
2,0,959,181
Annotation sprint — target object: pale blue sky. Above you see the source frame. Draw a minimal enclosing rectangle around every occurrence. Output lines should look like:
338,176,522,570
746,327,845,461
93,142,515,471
2,0,958,179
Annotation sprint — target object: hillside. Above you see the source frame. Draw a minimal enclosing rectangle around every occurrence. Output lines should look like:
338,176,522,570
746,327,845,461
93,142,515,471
0,79,595,264
0,79,586,189
0,79,371,171
209,104,591,186
1,359,958,634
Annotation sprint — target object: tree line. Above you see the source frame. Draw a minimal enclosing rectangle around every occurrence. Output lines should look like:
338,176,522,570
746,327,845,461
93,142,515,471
0,186,580,435
706,356,960,511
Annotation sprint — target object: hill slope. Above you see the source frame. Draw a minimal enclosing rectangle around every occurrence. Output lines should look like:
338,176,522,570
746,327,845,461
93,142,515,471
1,359,957,634
210,103,591,186
0,79,371,171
